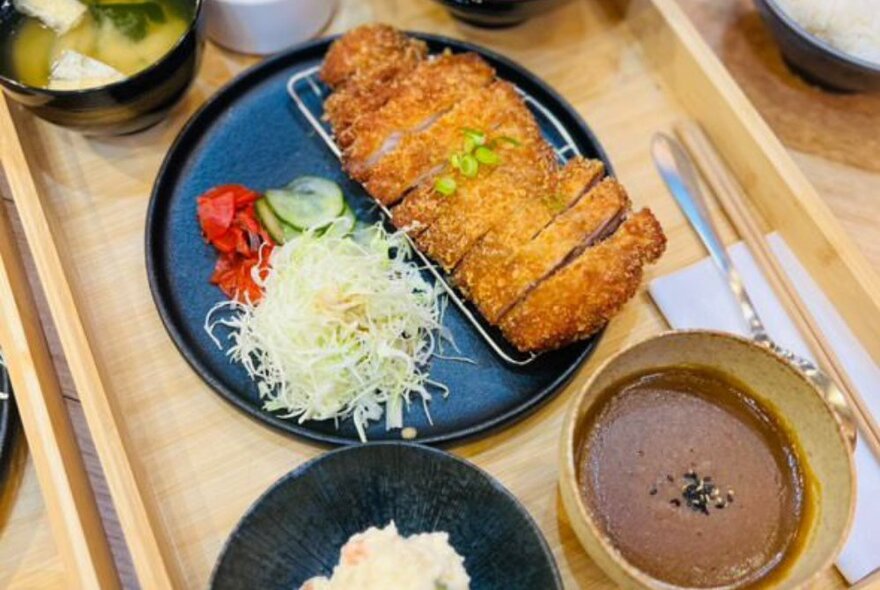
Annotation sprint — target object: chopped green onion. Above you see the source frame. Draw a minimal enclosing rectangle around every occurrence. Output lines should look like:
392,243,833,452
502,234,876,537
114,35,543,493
463,137,476,154
435,176,457,196
493,135,521,147
450,153,462,170
474,146,499,165
462,128,486,146
459,154,479,178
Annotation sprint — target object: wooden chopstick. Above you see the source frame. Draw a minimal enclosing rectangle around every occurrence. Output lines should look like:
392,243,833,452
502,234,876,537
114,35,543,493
674,119,880,462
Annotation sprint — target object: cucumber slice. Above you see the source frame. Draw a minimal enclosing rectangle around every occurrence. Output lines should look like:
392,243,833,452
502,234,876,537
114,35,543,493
282,224,301,242
267,176,344,230
323,205,356,238
255,198,287,244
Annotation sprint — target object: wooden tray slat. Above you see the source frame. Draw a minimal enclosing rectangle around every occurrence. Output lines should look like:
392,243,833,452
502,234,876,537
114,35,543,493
0,443,67,589
0,96,179,589
0,102,119,588
3,0,875,587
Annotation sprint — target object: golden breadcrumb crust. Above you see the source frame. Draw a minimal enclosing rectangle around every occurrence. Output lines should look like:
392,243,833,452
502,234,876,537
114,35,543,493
500,209,667,351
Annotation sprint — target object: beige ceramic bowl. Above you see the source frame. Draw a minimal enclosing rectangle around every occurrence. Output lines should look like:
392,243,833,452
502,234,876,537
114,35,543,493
559,330,855,590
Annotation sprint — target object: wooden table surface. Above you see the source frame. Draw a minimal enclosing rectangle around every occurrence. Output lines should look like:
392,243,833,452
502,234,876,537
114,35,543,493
0,0,876,587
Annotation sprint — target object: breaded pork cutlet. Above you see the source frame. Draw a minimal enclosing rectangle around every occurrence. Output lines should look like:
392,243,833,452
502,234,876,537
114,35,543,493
454,157,605,297
500,209,666,352
340,53,495,163
391,92,551,238
414,95,558,270
320,24,427,88
321,25,429,134
361,81,524,206
322,25,667,353
324,60,425,134
466,178,630,323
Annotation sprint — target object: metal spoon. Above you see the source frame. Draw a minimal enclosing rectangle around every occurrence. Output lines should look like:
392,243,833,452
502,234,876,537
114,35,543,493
651,132,857,446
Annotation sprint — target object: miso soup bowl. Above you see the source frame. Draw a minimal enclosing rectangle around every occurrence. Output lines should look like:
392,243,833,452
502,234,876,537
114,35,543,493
559,330,856,590
0,0,204,136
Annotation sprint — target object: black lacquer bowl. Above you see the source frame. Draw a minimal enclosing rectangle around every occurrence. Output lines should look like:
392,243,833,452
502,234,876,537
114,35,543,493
0,0,205,135
147,33,609,445
0,362,17,488
211,444,562,590
755,0,880,92
433,0,572,28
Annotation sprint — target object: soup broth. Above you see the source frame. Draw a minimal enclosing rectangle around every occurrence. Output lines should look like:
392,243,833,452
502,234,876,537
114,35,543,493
10,0,193,88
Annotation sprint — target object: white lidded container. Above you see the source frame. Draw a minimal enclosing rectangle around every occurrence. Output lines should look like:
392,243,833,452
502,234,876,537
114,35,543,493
205,0,336,55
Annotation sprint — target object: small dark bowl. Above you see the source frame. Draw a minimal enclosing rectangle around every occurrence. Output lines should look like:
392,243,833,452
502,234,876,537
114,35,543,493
211,443,562,590
433,0,572,28
0,0,205,135
755,0,880,92
0,363,17,488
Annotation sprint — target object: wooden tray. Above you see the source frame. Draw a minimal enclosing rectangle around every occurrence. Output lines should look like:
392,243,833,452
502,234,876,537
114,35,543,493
3,0,879,587
0,438,66,589
676,0,880,273
0,180,118,583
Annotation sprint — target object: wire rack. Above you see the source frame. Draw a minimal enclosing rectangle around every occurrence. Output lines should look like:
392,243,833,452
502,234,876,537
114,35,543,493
287,64,582,366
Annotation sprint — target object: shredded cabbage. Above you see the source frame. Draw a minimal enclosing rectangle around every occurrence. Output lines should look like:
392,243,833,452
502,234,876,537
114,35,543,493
206,221,444,441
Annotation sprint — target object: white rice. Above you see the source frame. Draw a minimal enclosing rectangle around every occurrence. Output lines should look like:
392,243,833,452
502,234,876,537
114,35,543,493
775,0,880,65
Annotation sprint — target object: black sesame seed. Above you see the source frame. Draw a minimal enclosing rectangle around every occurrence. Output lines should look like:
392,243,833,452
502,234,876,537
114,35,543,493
670,499,681,507
649,487,658,496
667,474,674,482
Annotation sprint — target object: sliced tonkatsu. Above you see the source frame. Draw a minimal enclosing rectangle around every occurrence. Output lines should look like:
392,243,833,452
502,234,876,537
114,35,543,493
391,96,552,237
466,178,630,323
414,126,554,270
321,25,667,353
320,24,427,88
339,53,495,160
363,81,524,206
454,157,605,297
321,25,429,135
323,60,423,135
500,209,666,352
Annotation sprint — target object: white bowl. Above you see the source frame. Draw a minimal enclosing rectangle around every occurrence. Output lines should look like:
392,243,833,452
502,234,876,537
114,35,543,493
205,0,336,55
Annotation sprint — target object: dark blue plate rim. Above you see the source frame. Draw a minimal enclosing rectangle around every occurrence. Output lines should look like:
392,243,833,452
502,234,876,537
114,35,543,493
146,31,609,447
209,442,563,589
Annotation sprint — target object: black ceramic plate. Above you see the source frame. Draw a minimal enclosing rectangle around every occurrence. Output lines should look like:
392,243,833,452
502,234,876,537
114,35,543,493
211,443,562,589
147,33,610,445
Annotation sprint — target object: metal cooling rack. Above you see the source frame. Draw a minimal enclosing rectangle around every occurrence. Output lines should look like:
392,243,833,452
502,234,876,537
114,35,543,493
287,64,582,366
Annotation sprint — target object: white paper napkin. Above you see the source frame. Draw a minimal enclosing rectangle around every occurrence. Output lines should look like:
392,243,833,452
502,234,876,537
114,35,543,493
649,233,880,584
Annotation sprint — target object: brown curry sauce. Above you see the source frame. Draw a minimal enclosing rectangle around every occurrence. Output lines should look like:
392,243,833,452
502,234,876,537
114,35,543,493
577,366,814,588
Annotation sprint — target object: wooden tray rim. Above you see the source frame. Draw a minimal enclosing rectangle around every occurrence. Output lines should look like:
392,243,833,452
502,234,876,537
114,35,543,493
2,0,879,587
